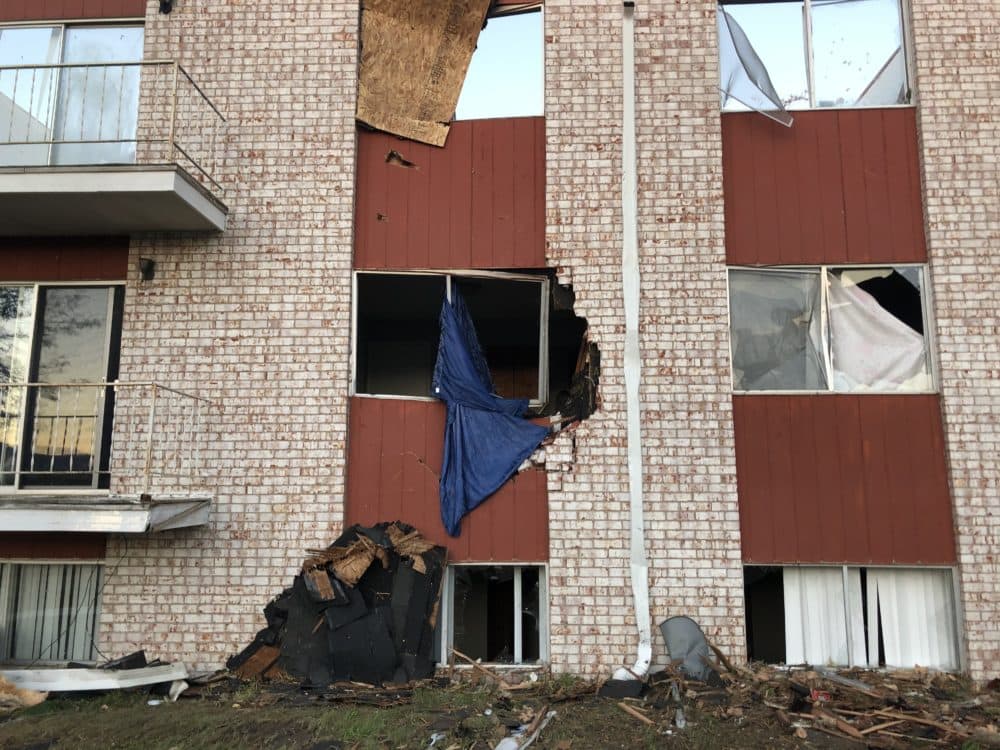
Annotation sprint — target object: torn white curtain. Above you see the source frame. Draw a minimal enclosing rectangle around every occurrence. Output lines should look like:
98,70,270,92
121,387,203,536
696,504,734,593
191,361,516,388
866,569,959,670
784,568,866,667
827,273,929,391
717,8,793,127
728,269,827,390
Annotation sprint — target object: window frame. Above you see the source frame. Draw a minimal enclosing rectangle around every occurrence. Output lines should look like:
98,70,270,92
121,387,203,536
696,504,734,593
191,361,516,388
0,280,125,494
726,263,938,395
0,558,105,665
743,563,963,671
719,0,913,112
0,20,146,166
437,562,549,668
350,269,551,407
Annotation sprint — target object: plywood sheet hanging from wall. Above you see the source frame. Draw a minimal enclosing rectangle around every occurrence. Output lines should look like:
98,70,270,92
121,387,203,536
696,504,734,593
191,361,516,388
357,0,492,147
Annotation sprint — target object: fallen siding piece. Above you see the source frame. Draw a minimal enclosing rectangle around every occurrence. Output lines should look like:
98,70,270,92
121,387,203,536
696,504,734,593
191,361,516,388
357,0,492,146
0,663,188,692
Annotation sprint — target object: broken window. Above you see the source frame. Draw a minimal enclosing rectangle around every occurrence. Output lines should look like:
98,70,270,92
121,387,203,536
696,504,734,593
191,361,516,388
744,565,959,670
454,9,543,120
728,266,932,392
438,565,546,665
0,561,103,662
719,0,908,119
354,271,549,403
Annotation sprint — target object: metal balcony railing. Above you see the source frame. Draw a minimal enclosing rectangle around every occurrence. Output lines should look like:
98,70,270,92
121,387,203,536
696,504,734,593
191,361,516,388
0,382,212,498
0,60,225,196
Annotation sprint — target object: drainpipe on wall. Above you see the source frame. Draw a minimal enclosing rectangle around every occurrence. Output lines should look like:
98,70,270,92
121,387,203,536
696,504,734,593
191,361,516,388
612,0,653,683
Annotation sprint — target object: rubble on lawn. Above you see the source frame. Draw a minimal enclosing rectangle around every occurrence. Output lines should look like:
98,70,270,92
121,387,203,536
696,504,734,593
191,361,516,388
0,676,46,713
227,522,446,687
639,660,1000,748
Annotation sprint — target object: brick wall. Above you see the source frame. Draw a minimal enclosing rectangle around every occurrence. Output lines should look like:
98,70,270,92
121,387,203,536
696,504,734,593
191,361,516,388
911,0,1000,680
544,0,744,676
99,0,358,668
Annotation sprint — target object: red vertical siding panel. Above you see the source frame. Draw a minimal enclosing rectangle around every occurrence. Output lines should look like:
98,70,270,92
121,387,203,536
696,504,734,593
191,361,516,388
427,138,453,270
511,119,536,268
722,116,758,264
736,395,955,565
345,398,547,561
406,144,432,269
791,116,826,265
64,0,86,17
384,145,411,269
0,2,28,22
448,123,474,268
354,133,386,269
911,395,957,563
0,0,142,19
860,110,893,260
832,396,869,562
787,398,823,558
858,396,894,561
837,110,870,263
903,110,929,260
770,125,803,265
813,113,849,261
491,119,516,268
764,398,800,561
42,0,63,18
750,117,781,264
883,110,919,261
810,396,847,561
734,396,774,562
470,123,495,268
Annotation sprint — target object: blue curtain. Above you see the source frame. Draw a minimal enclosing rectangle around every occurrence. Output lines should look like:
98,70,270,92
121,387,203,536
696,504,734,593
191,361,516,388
432,288,549,536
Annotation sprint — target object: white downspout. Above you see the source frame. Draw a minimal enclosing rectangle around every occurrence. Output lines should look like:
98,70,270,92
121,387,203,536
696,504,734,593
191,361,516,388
612,0,652,682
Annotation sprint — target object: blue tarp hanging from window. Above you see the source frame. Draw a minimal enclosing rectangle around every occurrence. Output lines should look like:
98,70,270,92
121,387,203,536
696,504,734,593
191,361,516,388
432,287,549,537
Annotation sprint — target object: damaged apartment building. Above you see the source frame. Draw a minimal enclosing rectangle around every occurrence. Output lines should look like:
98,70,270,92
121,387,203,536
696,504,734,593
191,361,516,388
0,0,997,684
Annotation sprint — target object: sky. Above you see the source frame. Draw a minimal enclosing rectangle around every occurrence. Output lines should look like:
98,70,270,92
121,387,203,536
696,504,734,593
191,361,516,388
455,11,544,121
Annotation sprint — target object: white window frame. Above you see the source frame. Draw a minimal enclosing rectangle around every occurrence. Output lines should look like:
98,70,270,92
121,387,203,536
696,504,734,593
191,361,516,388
0,558,105,665
719,0,912,112
0,280,124,494
438,563,549,668
744,563,963,671
350,269,550,407
726,263,938,395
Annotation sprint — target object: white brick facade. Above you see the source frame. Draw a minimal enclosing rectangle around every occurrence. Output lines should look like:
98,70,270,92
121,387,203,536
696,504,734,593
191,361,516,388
100,0,359,668
911,0,1000,680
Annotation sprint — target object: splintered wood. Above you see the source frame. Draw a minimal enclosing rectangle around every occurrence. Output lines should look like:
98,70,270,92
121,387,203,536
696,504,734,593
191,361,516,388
356,0,492,146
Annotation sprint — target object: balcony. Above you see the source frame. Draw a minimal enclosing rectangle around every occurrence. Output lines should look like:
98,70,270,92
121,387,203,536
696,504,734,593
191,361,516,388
0,61,226,235
0,382,214,533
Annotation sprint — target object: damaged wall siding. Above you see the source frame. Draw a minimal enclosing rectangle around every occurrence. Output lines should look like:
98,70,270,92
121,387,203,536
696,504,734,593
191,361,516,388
734,394,956,565
356,0,492,147
542,2,744,675
911,0,1000,680
97,1,359,670
344,398,549,561
354,118,546,270
722,108,927,265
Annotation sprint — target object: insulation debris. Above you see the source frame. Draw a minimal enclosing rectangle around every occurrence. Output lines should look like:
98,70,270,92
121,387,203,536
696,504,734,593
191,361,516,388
228,522,446,687
0,676,46,713
357,0,492,146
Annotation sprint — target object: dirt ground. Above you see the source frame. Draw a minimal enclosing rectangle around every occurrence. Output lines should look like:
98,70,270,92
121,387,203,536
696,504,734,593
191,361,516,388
0,668,997,750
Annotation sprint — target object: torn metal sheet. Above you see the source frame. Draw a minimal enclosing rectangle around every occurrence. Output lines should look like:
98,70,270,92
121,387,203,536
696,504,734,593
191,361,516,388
0,496,210,533
0,663,188,692
357,0,492,146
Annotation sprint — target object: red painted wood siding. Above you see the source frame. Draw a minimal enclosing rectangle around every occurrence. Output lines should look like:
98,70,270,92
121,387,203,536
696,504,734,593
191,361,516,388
355,117,546,270
345,396,548,561
0,533,106,559
722,108,926,265
0,0,145,21
0,237,128,281
734,394,955,565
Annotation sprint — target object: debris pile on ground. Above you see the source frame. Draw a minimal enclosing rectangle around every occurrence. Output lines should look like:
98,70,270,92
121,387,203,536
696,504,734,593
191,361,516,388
637,659,1000,748
227,522,446,687
0,676,46,713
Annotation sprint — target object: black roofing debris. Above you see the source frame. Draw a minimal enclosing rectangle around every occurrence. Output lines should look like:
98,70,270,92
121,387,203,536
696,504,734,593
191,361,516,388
227,522,447,687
